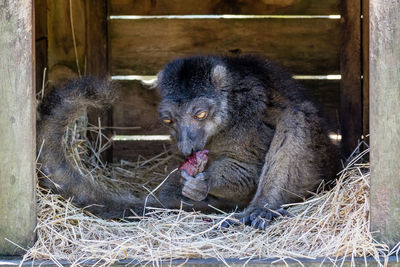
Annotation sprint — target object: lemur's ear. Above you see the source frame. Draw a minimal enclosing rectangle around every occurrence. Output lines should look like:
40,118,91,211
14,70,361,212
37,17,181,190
150,70,164,91
157,70,164,83
211,64,228,88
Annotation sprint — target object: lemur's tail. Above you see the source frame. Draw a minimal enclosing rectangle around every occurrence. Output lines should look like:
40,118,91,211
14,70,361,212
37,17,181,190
37,77,151,218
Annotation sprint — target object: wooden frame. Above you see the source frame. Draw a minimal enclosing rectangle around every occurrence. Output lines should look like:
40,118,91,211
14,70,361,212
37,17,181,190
1,0,399,258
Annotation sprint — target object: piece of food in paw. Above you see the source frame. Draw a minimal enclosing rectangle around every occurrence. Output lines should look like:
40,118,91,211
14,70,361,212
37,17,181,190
178,150,209,176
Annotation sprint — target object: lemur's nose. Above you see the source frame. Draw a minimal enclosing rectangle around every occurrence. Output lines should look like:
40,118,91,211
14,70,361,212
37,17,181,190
178,142,195,157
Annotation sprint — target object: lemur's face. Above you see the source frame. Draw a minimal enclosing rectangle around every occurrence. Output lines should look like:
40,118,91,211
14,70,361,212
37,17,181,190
157,57,229,156
159,97,227,156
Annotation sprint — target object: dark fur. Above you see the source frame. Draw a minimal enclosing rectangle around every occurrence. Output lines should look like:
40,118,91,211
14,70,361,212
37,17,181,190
156,55,340,227
38,56,339,228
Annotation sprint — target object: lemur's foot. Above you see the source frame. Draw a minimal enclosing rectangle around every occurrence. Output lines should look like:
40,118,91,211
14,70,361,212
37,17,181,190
236,207,293,230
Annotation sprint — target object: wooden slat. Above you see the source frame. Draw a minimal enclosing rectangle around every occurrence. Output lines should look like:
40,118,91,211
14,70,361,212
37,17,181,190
112,81,170,161
112,81,166,136
35,0,47,93
370,0,400,248
111,80,339,161
110,0,339,15
362,0,369,138
113,141,173,162
112,80,339,135
35,39,47,92
0,0,36,255
110,18,341,75
339,0,362,157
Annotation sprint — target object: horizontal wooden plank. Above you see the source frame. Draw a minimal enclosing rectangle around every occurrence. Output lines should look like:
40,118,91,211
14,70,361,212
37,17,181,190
112,80,339,134
110,0,339,15
111,79,339,161
110,18,340,75
112,141,173,161
112,81,169,161
112,81,167,136
300,80,340,131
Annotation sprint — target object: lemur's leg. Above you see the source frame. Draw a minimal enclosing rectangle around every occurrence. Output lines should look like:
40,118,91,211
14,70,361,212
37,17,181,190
236,105,334,229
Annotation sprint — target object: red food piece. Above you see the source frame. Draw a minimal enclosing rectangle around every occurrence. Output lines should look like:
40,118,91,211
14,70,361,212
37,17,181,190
178,150,209,176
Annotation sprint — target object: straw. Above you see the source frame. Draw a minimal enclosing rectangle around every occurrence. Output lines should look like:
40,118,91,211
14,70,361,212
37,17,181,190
20,122,393,266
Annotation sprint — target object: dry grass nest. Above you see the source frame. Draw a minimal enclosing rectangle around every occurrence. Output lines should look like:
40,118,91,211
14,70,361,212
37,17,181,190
16,123,400,266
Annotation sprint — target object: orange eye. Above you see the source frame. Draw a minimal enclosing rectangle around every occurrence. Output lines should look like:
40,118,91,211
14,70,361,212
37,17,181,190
162,118,172,124
195,111,207,120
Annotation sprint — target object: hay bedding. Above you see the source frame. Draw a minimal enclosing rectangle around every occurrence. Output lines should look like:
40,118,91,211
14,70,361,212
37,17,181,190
18,124,400,266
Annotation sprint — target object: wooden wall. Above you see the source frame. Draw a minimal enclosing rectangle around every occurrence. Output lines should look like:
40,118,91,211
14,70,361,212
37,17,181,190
35,0,367,162
108,0,344,161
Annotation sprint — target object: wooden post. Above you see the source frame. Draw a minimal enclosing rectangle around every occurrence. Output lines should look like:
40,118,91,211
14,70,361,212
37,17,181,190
370,0,400,248
0,0,36,255
35,0,48,93
340,0,362,157
85,0,113,162
85,0,108,77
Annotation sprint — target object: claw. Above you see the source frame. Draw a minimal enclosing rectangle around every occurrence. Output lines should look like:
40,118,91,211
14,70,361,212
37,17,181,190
240,215,251,225
250,212,258,221
250,217,260,228
260,220,267,230
217,218,239,229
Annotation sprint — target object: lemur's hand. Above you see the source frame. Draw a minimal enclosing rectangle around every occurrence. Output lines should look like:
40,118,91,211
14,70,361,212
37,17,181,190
181,170,209,201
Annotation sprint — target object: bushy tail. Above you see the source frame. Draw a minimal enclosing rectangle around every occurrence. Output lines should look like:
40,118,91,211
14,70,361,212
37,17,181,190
37,77,150,218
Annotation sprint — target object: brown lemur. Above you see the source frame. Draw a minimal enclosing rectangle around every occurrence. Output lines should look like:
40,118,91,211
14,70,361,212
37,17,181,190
37,55,339,229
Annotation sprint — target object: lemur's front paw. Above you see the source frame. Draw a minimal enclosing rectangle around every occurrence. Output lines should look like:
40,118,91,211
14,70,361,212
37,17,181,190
181,170,209,201
236,207,293,230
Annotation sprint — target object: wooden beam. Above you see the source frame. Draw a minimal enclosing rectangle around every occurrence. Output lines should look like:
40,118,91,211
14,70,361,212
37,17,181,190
339,0,362,157
0,0,36,255
370,0,400,248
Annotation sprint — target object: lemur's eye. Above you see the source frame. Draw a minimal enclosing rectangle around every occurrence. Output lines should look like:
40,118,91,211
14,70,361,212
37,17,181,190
194,111,207,120
162,118,172,124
